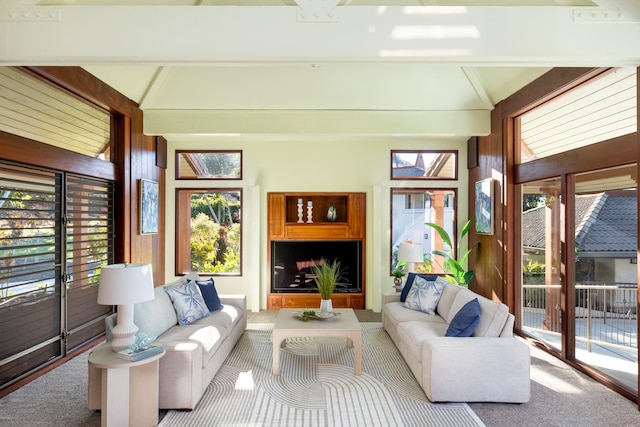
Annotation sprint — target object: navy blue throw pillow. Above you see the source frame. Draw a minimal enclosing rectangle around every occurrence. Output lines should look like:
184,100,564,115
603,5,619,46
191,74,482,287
190,278,224,312
400,273,438,302
445,298,481,337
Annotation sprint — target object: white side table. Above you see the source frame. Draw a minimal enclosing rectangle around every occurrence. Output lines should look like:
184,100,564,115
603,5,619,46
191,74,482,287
88,343,165,427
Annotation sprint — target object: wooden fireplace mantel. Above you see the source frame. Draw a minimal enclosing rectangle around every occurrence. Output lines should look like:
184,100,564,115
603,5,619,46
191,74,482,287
267,192,366,310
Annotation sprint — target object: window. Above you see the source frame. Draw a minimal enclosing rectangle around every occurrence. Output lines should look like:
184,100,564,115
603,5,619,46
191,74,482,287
390,188,456,274
0,161,114,388
176,151,242,180
176,189,241,275
391,150,457,180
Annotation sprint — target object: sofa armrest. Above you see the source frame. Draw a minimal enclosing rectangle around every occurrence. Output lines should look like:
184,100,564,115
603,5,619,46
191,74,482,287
219,294,247,310
383,292,401,305
422,337,530,403
157,341,204,410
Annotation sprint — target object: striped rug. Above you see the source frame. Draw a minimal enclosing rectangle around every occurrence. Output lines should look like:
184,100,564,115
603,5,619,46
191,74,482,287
158,323,485,427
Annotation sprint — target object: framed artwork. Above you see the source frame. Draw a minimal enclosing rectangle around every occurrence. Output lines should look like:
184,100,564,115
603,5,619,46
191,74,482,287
475,178,493,235
140,179,159,235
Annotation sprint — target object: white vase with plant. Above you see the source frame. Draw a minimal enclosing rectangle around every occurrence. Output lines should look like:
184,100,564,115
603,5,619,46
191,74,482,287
311,258,345,313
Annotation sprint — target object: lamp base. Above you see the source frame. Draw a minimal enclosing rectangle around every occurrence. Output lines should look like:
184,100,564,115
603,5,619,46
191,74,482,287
110,303,139,352
110,323,139,352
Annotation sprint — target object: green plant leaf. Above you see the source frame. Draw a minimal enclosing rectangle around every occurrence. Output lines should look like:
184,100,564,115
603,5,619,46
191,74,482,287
425,222,453,249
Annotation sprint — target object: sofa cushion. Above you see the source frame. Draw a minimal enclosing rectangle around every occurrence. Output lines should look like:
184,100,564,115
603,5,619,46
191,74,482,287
164,282,211,325
134,286,178,338
447,288,510,337
400,273,438,302
397,321,449,363
404,275,446,315
445,298,481,337
435,282,463,321
383,301,447,330
190,278,224,312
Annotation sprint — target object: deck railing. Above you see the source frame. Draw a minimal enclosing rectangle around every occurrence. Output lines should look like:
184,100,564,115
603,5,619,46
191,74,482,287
522,282,638,355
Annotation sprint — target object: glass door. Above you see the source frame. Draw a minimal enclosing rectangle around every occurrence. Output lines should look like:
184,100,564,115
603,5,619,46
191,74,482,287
573,165,638,394
520,177,563,352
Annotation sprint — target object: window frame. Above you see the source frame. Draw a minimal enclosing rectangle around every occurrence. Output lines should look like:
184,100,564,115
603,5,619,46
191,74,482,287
390,150,458,181
390,187,458,275
175,150,242,180
175,187,242,276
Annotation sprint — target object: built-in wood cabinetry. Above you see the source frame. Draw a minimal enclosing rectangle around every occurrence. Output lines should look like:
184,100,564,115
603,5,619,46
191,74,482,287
267,192,366,309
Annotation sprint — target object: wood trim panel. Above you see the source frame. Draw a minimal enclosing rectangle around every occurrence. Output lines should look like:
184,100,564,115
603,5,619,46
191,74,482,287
0,130,117,180
513,134,637,184
24,66,136,116
502,68,609,117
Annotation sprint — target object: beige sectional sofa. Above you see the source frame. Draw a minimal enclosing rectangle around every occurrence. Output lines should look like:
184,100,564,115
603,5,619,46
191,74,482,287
88,273,246,410
382,275,530,403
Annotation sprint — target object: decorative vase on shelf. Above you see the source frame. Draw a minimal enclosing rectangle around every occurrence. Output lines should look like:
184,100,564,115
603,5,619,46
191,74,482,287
327,205,337,222
393,277,402,286
319,299,333,313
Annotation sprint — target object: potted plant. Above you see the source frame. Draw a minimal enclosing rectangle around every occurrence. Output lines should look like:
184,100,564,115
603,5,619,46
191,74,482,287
311,258,346,313
425,219,477,286
391,265,406,287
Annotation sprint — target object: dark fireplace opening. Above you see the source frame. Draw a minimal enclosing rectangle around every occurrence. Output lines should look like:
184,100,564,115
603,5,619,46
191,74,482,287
271,240,362,293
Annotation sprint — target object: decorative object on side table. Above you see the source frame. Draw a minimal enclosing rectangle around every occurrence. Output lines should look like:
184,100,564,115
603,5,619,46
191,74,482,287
392,266,406,287
327,205,337,222
311,258,346,313
117,345,163,361
97,263,155,352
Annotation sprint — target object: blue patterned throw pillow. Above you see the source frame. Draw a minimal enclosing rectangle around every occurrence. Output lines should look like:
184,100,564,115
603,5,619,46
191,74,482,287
404,275,446,315
164,282,210,325
400,273,438,302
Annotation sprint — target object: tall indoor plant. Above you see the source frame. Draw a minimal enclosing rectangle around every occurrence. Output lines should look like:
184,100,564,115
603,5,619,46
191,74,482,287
311,258,345,312
426,219,477,286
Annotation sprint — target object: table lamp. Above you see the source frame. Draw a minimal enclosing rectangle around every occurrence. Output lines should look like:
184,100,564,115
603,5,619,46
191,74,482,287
97,263,155,352
398,242,423,274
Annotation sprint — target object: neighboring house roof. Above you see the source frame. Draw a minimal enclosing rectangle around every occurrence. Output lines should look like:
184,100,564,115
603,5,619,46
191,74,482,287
523,190,637,258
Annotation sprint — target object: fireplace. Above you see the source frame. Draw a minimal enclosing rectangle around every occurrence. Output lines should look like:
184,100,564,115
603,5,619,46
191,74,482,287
270,240,362,293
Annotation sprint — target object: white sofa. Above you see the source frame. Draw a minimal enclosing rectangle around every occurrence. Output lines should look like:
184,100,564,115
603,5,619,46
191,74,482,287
382,276,530,403
88,273,246,410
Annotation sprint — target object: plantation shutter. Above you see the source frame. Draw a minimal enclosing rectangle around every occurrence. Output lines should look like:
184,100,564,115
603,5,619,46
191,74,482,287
0,162,63,386
64,174,114,350
0,162,114,389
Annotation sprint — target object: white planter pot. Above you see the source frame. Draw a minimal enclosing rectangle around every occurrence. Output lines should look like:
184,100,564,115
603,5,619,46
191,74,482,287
319,299,333,313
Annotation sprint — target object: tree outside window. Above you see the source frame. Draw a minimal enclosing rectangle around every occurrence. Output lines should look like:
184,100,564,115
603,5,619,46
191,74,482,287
176,189,241,275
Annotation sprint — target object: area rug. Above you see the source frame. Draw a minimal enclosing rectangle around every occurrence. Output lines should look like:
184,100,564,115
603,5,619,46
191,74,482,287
158,323,485,427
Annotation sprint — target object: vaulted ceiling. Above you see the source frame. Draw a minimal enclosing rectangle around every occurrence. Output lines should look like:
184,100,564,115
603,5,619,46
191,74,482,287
1,0,639,145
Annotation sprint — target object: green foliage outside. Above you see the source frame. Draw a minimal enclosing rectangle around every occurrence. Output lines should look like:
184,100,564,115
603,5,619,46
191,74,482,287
189,192,241,274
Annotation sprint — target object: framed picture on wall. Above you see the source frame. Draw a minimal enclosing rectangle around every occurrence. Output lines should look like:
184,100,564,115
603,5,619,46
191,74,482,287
475,178,493,235
139,179,159,235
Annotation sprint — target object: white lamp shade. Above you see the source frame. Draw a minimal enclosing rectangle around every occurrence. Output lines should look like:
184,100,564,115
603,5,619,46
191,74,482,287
97,263,155,305
398,242,424,263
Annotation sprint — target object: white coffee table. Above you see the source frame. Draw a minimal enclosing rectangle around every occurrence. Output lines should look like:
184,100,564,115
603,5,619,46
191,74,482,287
272,308,362,376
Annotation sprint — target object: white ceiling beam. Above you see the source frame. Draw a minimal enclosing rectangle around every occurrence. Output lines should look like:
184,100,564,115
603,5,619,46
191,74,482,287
143,109,490,136
1,6,639,66
461,66,494,110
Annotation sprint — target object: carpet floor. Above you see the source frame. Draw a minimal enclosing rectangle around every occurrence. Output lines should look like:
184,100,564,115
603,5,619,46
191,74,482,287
158,323,484,427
